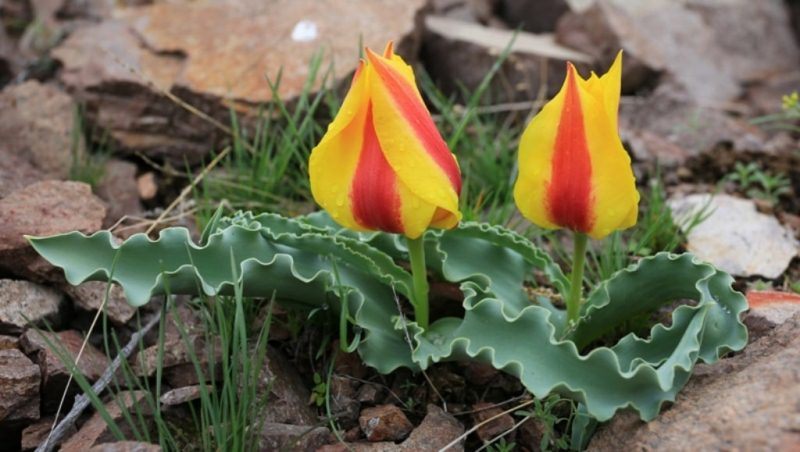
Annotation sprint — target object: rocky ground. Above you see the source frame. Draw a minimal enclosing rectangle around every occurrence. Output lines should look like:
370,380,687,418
1,0,799,450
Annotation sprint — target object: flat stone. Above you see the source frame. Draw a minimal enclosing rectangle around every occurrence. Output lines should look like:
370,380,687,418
359,405,413,442
0,348,40,422
0,81,76,180
588,314,800,451
422,15,590,103
88,442,162,452
53,0,427,162
20,329,110,412
556,0,800,105
745,290,800,341
61,391,152,451
159,385,201,407
0,279,65,334
259,423,333,452
133,334,219,387
62,281,137,326
669,194,799,278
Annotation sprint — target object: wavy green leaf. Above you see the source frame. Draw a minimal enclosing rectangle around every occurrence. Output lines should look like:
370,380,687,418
28,212,748,423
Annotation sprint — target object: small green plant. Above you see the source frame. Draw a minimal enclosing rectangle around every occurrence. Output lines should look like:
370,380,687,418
310,372,328,407
486,437,517,452
751,91,800,133
724,162,791,205
515,395,574,452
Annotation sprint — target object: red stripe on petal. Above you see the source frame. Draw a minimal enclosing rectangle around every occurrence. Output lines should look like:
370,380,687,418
367,52,462,195
546,64,594,233
350,103,404,234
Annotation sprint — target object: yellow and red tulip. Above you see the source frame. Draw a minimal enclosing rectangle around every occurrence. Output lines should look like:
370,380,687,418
309,43,462,239
513,52,639,240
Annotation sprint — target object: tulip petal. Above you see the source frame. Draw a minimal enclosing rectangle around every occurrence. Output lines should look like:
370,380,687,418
350,104,404,233
546,63,594,233
574,56,638,239
309,64,369,231
365,49,462,224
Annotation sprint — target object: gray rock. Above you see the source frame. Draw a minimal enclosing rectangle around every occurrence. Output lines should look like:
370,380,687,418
588,314,800,451
62,281,136,326
0,279,65,334
620,91,771,167
556,0,800,105
0,348,40,423
669,194,799,278
0,81,77,181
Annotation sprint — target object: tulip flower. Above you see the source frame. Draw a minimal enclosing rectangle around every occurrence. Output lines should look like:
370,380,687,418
513,52,640,323
309,42,462,329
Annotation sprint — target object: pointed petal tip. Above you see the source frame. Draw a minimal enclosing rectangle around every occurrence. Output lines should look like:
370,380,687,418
383,41,395,58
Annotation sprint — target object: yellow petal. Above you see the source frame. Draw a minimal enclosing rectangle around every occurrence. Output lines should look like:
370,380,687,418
365,49,462,227
308,63,369,232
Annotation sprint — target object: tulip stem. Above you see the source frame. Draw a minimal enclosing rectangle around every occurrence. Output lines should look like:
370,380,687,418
567,232,588,325
406,236,430,330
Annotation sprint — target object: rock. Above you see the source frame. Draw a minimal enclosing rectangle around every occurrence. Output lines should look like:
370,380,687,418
556,0,800,105
62,281,137,326
88,442,162,452
20,329,110,412
0,180,106,280
356,383,383,405
21,416,76,451
620,90,771,167
0,82,77,182
0,335,17,350
159,385,201,407
95,159,144,228
669,194,799,278
401,404,464,451
0,349,40,422
259,423,333,452
431,0,497,24
422,15,591,103
0,279,65,334
52,0,428,163
471,402,516,443
0,148,44,199
61,391,152,451
745,290,800,341
133,334,219,387
498,0,570,32
136,172,157,201
319,404,465,451
588,314,800,451
359,405,413,442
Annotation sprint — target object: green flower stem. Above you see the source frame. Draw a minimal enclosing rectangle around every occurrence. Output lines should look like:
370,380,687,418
566,232,588,325
406,235,430,330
